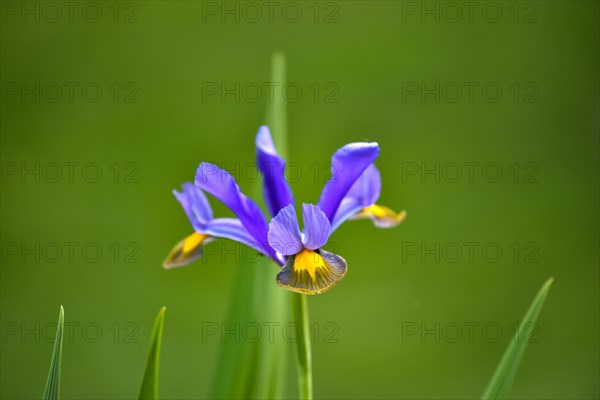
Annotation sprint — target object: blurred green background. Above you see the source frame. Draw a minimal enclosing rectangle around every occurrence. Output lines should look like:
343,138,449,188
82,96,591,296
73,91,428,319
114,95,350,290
1,1,598,399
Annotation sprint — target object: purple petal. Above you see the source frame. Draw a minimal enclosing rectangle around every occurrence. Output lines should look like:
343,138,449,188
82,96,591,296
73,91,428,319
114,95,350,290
256,126,294,217
330,198,363,231
346,164,381,206
195,162,277,260
317,142,380,222
173,183,213,231
301,204,331,250
204,218,266,255
268,204,303,256
331,164,381,230
172,183,279,260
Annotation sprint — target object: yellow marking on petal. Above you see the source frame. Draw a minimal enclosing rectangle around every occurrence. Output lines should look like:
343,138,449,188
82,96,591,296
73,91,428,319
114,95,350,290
183,232,208,254
364,204,387,218
293,249,326,282
354,204,407,228
163,232,212,269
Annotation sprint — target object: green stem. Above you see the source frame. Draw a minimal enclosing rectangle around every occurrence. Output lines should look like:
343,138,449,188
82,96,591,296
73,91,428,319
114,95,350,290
292,293,313,400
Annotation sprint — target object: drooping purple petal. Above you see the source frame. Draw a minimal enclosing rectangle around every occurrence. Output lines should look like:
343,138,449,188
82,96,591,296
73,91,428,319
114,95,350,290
317,142,380,222
173,183,276,259
331,164,381,230
301,204,331,250
195,162,277,260
203,218,266,254
173,183,213,231
268,204,303,256
256,126,294,217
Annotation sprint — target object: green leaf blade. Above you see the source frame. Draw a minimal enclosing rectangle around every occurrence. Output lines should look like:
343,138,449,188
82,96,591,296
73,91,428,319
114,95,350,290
139,307,167,400
210,52,292,400
43,305,64,400
482,277,554,400
266,51,288,156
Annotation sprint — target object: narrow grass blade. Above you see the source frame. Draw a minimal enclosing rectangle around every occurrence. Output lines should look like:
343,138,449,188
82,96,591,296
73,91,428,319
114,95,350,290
139,307,166,400
265,52,288,156
482,277,554,400
43,306,64,400
210,52,291,399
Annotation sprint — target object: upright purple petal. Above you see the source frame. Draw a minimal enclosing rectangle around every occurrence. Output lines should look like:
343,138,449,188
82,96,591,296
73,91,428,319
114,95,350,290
195,162,276,259
317,142,380,222
256,126,294,216
346,164,381,206
330,198,363,231
174,183,213,231
268,204,303,256
301,204,331,250
331,164,381,230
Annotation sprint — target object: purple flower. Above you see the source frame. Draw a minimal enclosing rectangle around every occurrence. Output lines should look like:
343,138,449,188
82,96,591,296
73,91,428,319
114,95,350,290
164,126,405,294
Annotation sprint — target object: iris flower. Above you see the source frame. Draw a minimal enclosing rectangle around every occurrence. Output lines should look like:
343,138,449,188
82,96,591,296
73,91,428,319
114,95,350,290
164,126,406,294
